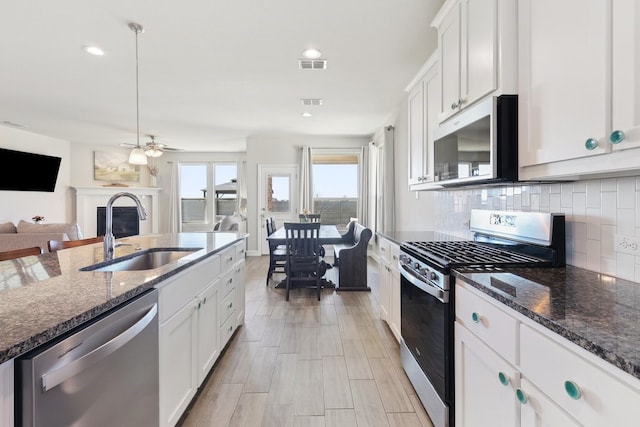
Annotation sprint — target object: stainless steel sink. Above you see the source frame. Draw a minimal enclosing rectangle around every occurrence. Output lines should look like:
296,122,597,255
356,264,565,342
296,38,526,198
80,248,202,272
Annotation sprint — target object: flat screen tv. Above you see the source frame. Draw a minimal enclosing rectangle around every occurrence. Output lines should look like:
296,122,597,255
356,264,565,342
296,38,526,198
0,148,62,192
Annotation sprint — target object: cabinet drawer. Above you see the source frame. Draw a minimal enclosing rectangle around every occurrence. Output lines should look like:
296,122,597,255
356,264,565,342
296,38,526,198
220,313,236,347
219,288,236,325
379,237,398,264
520,324,640,426
455,283,518,364
219,246,236,272
219,269,236,299
234,240,246,262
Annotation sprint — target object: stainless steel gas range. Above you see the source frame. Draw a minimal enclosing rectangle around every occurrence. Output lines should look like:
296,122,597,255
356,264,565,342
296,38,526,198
398,210,566,427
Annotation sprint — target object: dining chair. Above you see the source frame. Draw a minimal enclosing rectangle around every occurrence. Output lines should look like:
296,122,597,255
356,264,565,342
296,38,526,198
265,217,287,285
283,222,322,301
0,246,43,261
47,236,105,252
298,213,321,223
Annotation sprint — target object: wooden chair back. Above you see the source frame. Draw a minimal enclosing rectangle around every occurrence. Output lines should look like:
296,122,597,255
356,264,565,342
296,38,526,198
266,217,277,236
0,246,43,261
47,236,105,252
299,213,321,223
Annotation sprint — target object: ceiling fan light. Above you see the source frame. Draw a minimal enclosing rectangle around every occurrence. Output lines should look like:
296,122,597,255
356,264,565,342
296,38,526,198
145,146,163,157
129,147,148,165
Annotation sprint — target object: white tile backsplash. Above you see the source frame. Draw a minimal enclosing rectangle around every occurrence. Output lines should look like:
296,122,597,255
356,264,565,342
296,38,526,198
433,177,640,281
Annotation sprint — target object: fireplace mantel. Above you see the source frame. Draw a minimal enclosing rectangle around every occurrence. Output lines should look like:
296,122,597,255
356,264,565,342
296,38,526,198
72,186,161,238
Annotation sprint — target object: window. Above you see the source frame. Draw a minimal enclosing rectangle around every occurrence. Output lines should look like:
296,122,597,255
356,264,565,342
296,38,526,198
179,162,237,231
311,151,359,226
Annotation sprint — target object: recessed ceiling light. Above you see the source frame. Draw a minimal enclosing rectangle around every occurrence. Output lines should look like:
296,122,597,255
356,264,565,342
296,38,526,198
302,48,322,59
84,45,105,56
301,112,313,117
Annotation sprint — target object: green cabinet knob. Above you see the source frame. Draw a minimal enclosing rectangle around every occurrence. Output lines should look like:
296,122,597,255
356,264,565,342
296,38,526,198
498,372,509,386
471,312,480,323
609,130,625,144
564,380,582,400
584,138,599,150
516,388,528,404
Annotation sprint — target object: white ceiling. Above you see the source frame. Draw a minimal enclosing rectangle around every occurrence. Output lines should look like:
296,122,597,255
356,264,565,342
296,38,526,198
0,1,442,152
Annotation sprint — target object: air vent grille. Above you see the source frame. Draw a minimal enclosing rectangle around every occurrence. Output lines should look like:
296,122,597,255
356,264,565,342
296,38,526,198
301,99,324,106
298,59,327,70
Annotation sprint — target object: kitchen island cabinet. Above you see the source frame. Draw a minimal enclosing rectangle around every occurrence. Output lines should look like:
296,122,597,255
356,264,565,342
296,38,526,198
518,0,640,180
0,232,248,427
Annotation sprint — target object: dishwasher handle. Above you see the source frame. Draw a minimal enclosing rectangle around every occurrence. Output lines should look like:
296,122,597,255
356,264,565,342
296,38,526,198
41,302,158,392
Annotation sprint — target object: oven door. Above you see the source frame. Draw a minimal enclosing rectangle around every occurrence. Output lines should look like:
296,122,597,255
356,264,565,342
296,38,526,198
399,263,454,427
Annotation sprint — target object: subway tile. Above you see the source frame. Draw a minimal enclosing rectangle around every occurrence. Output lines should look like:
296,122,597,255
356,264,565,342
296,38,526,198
617,208,635,235
616,253,636,281
529,184,541,194
513,194,521,210
586,220,600,241
572,222,587,253
601,224,616,258
531,194,540,211
636,261,640,283
586,180,601,209
601,257,617,276
561,183,573,208
571,252,587,269
573,181,586,193
636,192,640,229
521,187,531,207
572,193,586,221
549,183,561,194
617,177,636,209
601,192,617,225
550,194,561,212
586,239,601,270
602,178,617,192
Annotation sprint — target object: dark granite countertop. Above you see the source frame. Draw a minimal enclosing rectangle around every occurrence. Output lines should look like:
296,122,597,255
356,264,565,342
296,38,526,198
0,232,247,364
454,266,640,380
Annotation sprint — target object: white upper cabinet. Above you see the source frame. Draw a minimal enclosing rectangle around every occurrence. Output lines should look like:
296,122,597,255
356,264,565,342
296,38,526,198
432,0,516,123
519,0,640,180
406,53,439,189
611,0,640,152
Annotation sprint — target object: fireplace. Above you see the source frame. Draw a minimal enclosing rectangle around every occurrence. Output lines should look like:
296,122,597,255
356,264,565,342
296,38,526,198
96,207,140,238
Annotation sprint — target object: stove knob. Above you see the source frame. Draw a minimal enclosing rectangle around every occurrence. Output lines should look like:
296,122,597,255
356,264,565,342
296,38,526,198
413,262,421,270
429,272,438,281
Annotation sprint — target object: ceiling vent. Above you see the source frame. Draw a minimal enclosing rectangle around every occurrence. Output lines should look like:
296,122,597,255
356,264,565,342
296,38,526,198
298,59,327,70
301,98,324,106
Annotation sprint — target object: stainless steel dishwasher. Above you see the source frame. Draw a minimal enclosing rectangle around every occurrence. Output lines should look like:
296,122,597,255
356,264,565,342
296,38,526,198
16,289,159,427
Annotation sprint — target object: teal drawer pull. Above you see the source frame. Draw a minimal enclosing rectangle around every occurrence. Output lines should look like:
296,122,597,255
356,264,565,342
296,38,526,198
564,380,582,400
471,312,480,323
584,138,598,150
609,130,625,144
516,388,528,404
498,372,509,386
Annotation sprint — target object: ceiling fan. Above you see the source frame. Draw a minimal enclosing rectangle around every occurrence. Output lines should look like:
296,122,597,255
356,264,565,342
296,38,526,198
120,135,182,158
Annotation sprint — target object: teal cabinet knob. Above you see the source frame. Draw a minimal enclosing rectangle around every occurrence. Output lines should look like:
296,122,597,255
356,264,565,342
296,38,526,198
584,138,599,150
471,312,480,323
564,380,582,400
609,130,625,144
498,372,509,386
516,388,528,404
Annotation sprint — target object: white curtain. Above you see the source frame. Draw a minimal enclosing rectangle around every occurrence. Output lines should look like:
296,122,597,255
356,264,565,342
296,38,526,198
168,161,181,233
357,145,369,226
299,146,313,214
236,160,248,217
384,125,396,233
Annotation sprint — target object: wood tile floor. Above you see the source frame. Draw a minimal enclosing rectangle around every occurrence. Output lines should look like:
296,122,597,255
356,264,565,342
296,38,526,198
179,255,434,427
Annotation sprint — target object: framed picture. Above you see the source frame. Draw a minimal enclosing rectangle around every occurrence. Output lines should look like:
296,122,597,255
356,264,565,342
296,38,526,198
94,151,140,182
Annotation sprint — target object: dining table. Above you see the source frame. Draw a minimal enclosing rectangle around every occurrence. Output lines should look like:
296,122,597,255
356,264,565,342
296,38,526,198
266,224,343,289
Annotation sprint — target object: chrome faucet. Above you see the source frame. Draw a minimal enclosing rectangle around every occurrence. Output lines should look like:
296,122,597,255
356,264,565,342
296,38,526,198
104,192,147,260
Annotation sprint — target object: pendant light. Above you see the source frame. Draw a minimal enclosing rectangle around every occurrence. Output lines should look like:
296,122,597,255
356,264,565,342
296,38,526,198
128,22,148,166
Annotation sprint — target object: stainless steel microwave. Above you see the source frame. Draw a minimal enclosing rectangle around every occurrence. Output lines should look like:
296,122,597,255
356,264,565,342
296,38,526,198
432,95,518,188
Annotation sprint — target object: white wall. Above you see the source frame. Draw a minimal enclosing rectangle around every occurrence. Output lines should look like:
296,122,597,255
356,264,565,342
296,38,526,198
0,126,71,224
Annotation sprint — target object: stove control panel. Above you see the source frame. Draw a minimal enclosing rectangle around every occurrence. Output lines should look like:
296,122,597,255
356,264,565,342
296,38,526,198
398,253,449,291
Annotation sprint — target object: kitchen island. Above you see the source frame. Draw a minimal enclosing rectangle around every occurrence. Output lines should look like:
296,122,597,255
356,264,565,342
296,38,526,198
0,232,248,427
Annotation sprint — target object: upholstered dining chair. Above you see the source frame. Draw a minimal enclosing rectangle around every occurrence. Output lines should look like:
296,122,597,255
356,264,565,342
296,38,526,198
0,246,43,261
283,222,322,301
47,236,105,252
265,217,287,285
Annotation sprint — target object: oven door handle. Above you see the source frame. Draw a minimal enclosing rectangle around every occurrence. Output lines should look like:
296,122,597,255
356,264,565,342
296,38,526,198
399,263,448,303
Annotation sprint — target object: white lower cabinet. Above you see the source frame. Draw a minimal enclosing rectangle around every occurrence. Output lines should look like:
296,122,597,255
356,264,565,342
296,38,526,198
378,237,401,342
456,280,640,426
455,323,520,427
158,239,247,427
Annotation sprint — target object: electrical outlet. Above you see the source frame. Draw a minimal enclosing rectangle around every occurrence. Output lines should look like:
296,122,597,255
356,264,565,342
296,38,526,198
463,220,470,229
615,234,640,255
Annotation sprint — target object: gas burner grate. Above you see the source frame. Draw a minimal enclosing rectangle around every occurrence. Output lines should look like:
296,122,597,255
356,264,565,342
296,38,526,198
402,241,548,268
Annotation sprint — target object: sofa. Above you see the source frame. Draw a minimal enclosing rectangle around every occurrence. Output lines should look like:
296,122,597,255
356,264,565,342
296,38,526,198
0,220,84,253
332,221,372,291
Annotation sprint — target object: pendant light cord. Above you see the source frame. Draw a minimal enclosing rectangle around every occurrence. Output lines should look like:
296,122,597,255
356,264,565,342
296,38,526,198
134,26,140,149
